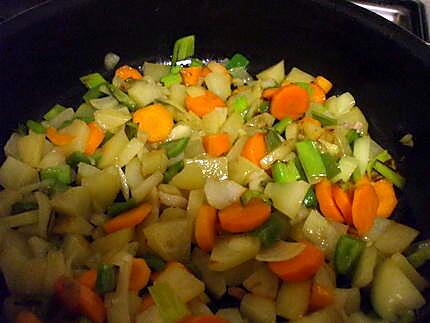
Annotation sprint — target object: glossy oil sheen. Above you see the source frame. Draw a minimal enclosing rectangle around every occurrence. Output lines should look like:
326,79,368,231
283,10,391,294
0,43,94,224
0,0,429,320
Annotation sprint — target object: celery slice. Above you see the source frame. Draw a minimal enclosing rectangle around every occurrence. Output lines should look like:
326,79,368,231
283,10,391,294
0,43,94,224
149,282,190,323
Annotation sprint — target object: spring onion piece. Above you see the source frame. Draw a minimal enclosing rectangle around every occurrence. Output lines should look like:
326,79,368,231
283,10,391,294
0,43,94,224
40,165,73,185
107,84,137,111
296,140,327,184
190,58,203,67
107,198,137,217
258,101,270,113
303,187,318,208
251,212,286,248
102,131,114,145
11,201,38,215
272,160,301,184
149,282,190,323
75,103,95,123
80,73,107,89
161,73,182,87
373,161,405,189
66,151,94,169
160,137,190,158
44,104,66,121
334,234,365,275
346,129,360,145
226,53,250,70
125,122,139,140
142,254,166,271
353,135,370,176
273,116,292,134
26,120,46,134
233,96,248,116
96,264,117,294
310,104,337,126
172,35,195,66
163,160,185,183
240,190,268,205
406,240,430,268
321,153,340,179
83,85,105,103
265,130,283,152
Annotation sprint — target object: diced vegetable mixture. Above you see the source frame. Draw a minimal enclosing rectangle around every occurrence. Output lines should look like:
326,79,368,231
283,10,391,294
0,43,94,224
0,35,428,323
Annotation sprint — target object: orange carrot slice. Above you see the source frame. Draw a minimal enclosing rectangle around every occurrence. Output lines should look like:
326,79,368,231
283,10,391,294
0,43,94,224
218,198,271,233
181,67,203,86
85,122,105,155
103,203,152,234
332,185,353,225
352,183,379,235
373,179,398,218
15,311,42,323
195,204,218,252
309,283,334,311
202,133,231,157
270,84,310,120
268,241,324,282
315,179,344,223
139,295,155,313
185,91,225,117
115,65,143,80
262,87,280,100
46,127,74,146
129,258,151,292
133,104,173,143
241,132,267,166
314,76,332,94
310,83,326,104
77,269,97,291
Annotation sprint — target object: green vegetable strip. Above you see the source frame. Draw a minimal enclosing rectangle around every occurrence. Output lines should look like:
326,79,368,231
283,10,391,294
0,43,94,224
373,161,405,189
172,35,195,66
375,150,392,163
233,96,248,116
106,199,137,217
258,101,270,113
26,120,45,134
346,130,360,145
125,122,139,140
149,282,190,323
143,254,166,271
311,110,337,126
96,264,117,294
240,190,267,205
80,73,107,89
334,234,365,274
265,130,282,152
190,58,203,67
107,84,137,111
75,103,95,123
66,151,94,168
303,187,318,208
160,138,190,158
296,140,327,184
161,73,182,87
251,213,286,248
11,201,39,215
83,85,105,103
102,131,114,145
44,104,66,121
226,53,250,70
406,239,430,268
321,153,340,179
273,116,292,134
163,160,185,183
40,165,73,185
272,160,300,184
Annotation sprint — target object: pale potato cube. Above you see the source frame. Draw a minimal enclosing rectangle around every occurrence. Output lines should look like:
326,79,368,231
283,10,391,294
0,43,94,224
276,280,312,320
243,265,279,299
99,129,129,169
17,133,45,167
91,228,134,255
58,119,90,156
0,157,39,189
52,215,93,236
51,186,92,218
240,293,276,323
140,149,168,177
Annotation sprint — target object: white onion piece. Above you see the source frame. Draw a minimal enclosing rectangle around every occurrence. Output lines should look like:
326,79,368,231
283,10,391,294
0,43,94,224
104,52,120,70
159,191,187,209
256,241,306,262
204,178,246,210
117,166,130,201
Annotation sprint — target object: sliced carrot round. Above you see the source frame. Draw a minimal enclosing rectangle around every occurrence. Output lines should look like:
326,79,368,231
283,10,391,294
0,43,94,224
195,204,218,252
268,241,324,282
332,185,353,225
241,132,267,166
103,203,152,234
181,67,203,86
185,91,225,117
202,133,231,157
129,258,151,292
115,65,143,80
352,183,379,235
77,269,97,291
373,179,398,218
270,84,310,120
315,179,344,223
133,104,173,143
218,199,271,233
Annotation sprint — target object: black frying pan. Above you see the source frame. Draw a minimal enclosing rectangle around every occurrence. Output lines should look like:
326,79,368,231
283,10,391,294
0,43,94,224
0,0,429,321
